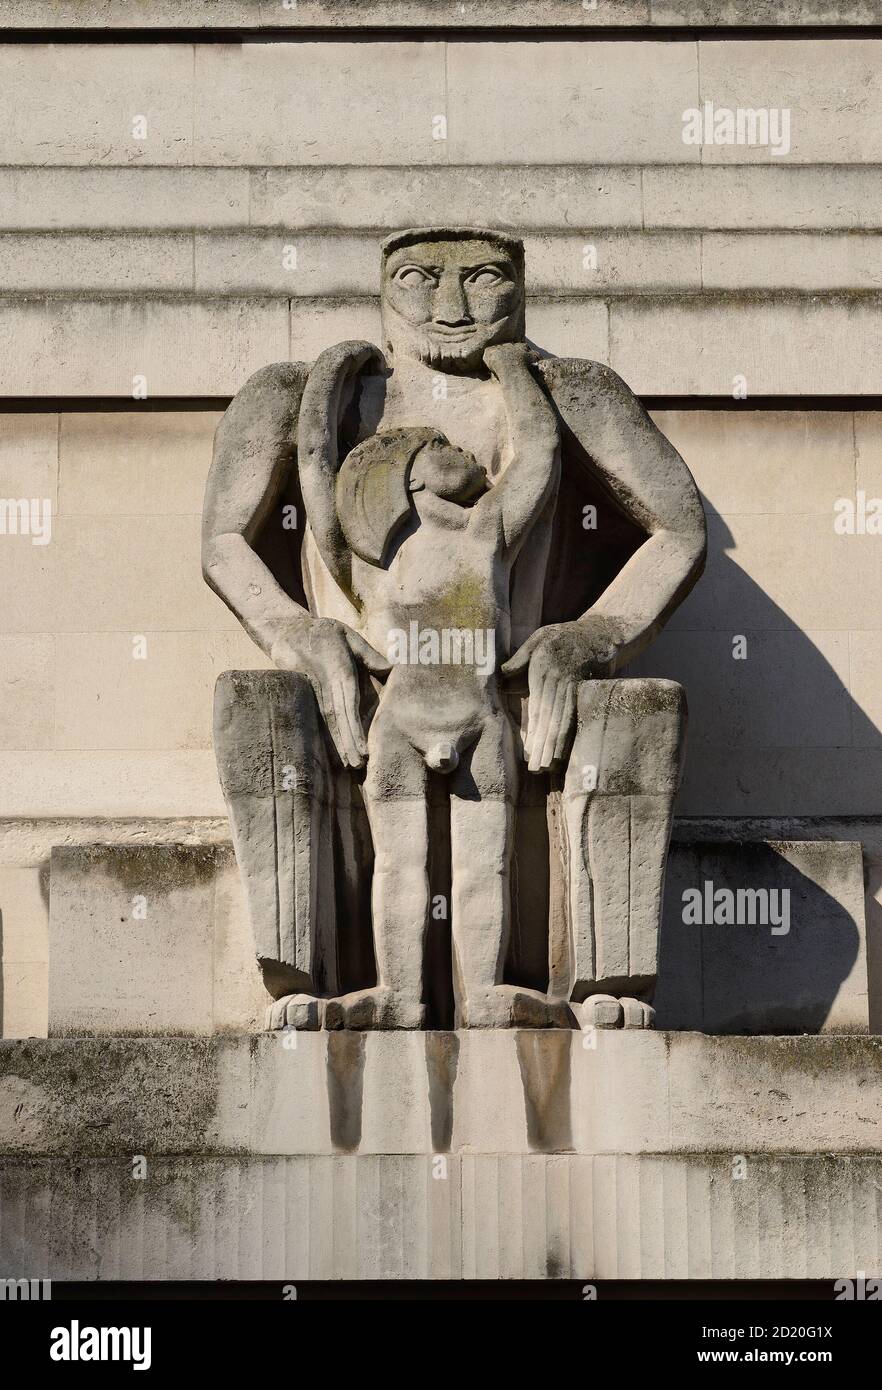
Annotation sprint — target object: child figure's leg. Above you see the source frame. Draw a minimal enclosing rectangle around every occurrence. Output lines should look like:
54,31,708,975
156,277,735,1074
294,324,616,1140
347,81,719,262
450,711,574,1028
325,705,428,1029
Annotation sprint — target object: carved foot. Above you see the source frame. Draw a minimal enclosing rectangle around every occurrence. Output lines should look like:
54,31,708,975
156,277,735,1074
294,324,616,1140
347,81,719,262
324,986,425,1030
578,994,655,1030
460,984,577,1029
265,994,325,1030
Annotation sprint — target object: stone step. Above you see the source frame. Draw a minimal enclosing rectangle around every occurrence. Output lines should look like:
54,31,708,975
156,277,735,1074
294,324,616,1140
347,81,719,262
4,229,882,295
4,1,879,31
39,836,867,1037
7,166,882,234
2,1033,882,1278
5,293,882,395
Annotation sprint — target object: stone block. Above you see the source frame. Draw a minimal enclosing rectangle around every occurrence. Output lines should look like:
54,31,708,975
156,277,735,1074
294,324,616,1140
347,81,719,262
703,231,882,291
668,511,877,634
643,165,882,230
0,167,249,231
446,41,699,164
249,165,644,232
44,845,265,1036
630,628,853,750
53,631,268,753
48,845,217,1036
656,840,868,1033
0,865,49,1039
0,413,58,505
0,751,225,819
698,38,882,164
0,43,194,165
0,297,289,396
58,411,220,518
53,514,237,633
650,408,855,516
609,296,882,395
0,636,55,750
0,232,192,293
193,42,447,166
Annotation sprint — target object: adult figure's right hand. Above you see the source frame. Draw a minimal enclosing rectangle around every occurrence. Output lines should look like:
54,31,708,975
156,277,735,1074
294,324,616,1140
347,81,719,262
271,616,391,769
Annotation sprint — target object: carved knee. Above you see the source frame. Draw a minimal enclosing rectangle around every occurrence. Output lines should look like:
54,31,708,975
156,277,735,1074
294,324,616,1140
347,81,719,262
214,668,328,799
568,677,686,798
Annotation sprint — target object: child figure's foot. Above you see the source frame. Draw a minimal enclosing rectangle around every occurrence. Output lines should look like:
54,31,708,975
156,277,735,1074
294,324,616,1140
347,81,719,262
265,993,325,1030
578,994,655,1030
459,984,576,1029
324,986,425,1030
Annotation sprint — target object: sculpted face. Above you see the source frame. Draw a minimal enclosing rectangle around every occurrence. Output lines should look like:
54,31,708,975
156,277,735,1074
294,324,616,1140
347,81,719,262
409,436,488,503
381,237,525,373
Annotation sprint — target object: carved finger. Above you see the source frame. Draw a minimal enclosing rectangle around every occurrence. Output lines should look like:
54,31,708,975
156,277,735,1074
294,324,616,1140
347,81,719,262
523,663,549,762
539,678,571,770
346,628,392,676
334,670,367,762
330,677,363,768
500,631,540,680
316,680,348,768
528,675,559,773
551,681,577,766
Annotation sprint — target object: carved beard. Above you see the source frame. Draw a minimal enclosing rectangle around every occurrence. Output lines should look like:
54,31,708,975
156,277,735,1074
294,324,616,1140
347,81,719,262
384,307,523,374
418,335,485,371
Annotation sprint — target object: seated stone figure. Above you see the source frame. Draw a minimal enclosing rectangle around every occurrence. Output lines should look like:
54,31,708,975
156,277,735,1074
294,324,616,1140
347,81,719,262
297,340,566,1027
202,226,707,1031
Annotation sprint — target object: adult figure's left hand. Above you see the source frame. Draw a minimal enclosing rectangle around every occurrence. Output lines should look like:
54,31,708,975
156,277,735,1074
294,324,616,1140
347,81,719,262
501,614,624,772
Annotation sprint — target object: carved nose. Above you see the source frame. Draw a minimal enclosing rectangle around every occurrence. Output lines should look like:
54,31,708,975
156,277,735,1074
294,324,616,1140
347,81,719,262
425,742,458,773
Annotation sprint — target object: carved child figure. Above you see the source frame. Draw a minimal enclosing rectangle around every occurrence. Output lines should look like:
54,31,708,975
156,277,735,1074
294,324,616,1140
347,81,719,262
297,339,571,1027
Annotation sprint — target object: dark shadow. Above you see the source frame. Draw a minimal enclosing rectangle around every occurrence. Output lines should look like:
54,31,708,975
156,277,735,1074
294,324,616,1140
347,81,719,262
631,506,872,1032
656,841,862,1033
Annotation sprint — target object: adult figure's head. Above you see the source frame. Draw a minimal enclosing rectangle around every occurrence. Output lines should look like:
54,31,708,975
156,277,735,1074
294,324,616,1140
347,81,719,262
380,227,526,373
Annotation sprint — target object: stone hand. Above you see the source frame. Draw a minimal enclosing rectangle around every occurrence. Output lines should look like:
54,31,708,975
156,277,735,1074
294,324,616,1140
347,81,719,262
501,617,623,772
271,617,391,769
483,341,533,376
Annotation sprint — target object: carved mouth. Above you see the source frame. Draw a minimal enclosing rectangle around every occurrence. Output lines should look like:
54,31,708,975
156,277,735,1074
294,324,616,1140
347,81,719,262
427,325,478,341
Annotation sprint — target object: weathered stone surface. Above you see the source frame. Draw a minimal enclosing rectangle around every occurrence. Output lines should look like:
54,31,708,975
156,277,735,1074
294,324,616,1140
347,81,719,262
2,0,878,28
205,229,705,1031
46,845,265,1036
34,834,867,1037
2,1034,882,1278
3,1032,882,1158
656,840,869,1033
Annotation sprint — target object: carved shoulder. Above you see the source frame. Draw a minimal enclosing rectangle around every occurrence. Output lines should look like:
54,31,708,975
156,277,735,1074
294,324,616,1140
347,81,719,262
537,355,706,553
204,361,309,545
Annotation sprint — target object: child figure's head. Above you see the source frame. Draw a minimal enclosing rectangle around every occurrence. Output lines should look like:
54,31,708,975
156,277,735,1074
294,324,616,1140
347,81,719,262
335,427,487,566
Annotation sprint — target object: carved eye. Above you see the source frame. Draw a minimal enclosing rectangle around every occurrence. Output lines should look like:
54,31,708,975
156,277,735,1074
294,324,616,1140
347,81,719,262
394,265,436,288
467,266,505,287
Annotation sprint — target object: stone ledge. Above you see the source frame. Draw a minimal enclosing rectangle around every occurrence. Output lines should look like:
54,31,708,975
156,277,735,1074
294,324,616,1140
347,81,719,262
2,1033,881,1158
1,1,878,30
3,1152,881,1280
4,294,882,396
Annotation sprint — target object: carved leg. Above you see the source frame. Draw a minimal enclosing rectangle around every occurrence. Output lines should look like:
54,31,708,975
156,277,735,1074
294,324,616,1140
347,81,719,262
452,714,574,1029
325,712,427,1029
562,678,686,1029
213,669,337,1027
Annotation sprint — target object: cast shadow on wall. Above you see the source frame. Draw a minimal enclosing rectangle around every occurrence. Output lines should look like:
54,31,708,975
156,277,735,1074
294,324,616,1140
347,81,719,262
631,508,867,1033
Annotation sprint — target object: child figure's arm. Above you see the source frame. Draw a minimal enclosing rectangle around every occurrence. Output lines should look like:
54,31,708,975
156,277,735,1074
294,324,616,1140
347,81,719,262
470,343,560,556
297,341,382,603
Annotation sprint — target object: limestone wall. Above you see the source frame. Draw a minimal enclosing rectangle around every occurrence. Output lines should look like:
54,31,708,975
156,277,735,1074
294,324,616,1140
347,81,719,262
1,4,881,1034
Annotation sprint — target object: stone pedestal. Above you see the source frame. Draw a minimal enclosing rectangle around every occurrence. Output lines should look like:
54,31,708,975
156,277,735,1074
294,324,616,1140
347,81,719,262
2,1032,881,1280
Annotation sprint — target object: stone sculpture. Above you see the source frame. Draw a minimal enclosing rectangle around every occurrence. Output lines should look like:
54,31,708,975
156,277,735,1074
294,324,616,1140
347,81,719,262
202,227,706,1031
